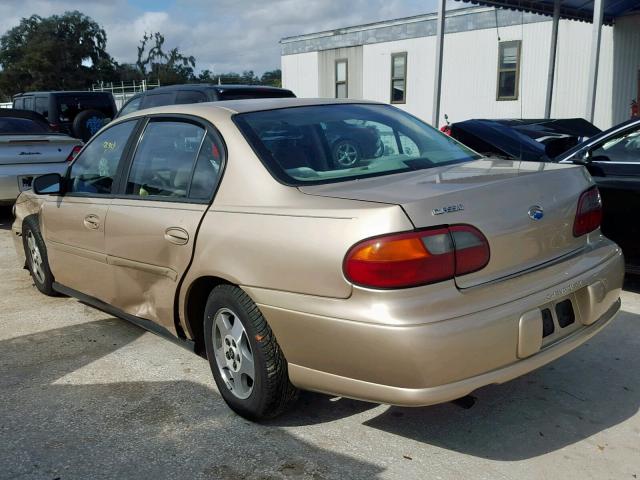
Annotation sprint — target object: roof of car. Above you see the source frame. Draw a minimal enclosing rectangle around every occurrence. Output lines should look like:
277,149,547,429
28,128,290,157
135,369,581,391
142,83,293,94
13,91,112,97
118,97,382,120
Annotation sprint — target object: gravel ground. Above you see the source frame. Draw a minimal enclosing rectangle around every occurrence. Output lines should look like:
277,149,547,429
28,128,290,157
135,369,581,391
1,205,639,480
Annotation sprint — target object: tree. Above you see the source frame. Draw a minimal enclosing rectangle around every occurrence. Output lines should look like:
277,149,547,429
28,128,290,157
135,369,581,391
136,32,196,85
260,69,282,87
0,11,116,98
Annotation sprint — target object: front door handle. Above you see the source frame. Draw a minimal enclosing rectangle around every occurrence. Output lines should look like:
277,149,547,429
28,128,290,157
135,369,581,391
83,214,100,230
164,227,189,245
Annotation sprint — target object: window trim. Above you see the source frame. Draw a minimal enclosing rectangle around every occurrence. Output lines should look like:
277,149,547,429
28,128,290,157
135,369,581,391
335,59,348,99
496,40,521,101
112,114,227,205
390,52,408,104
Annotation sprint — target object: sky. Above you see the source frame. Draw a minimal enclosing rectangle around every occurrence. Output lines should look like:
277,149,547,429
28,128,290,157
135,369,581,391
0,0,465,76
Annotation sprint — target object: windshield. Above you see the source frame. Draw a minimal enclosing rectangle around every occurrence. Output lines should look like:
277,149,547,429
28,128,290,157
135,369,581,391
234,104,481,185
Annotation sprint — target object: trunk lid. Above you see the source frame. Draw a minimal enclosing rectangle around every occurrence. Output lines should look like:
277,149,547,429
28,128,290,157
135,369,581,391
0,135,80,166
300,159,593,288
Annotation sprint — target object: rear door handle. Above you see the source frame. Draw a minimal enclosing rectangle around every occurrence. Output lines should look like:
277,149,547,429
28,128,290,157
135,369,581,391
164,227,189,245
83,214,100,230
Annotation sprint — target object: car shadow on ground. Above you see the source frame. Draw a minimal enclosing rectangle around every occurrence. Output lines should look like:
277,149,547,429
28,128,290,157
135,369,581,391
0,318,384,480
0,206,13,230
273,306,640,461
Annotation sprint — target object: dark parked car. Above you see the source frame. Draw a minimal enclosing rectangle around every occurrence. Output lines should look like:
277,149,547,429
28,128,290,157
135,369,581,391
447,118,601,161
116,84,296,119
557,118,640,274
13,91,117,142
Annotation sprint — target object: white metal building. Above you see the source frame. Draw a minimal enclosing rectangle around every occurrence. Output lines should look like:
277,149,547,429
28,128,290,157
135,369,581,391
281,5,640,130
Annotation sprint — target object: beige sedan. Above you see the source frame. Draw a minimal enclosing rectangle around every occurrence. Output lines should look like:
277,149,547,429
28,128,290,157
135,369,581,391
12,98,624,419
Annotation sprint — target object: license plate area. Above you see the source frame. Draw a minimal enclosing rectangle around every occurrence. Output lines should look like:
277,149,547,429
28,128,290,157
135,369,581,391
17,175,33,192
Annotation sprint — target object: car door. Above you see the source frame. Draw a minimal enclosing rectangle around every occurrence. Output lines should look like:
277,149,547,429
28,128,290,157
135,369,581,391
105,116,224,331
584,124,640,271
41,119,140,299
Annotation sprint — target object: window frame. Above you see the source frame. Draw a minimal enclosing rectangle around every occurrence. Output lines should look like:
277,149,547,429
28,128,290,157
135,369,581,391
113,114,227,205
496,40,521,101
390,52,408,104
64,119,143,199
588,124,640,165
335,59,348,99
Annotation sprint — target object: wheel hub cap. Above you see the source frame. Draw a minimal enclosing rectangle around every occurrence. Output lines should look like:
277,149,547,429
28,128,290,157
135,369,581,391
26,231,45,284
212,308,255,399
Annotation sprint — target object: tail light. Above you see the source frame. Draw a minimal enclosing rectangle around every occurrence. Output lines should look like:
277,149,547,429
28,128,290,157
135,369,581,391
573,186,602,237
343,225,490,289
49,123,60,132
440,125,452,136
66,145,83,162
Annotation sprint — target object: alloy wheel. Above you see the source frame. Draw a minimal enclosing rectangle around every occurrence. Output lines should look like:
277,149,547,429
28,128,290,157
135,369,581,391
212,308,255,399
26,230,45,284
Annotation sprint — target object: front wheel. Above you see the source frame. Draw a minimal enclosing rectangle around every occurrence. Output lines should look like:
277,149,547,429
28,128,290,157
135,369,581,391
22,216,57,296
203,285,298,420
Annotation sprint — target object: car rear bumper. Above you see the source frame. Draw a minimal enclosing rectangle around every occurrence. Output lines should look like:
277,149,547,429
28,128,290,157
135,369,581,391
246,238,624,406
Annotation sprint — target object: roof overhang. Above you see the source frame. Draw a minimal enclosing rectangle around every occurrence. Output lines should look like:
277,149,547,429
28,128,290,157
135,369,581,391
460,0,640,25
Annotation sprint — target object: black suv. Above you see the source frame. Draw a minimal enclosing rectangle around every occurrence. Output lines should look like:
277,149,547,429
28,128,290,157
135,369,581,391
13,91,117,141
116,84,296,118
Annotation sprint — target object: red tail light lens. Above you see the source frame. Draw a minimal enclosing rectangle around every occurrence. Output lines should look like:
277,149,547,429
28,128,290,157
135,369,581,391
344,225,489,289
66,145,83,162
573,186,602,237
49,123,60,132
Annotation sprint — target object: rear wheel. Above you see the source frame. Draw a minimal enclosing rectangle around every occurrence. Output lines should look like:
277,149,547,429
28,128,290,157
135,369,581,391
203,285,298,420
22,217,57,296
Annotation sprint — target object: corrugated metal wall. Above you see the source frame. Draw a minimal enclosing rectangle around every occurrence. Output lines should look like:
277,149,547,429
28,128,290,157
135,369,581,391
612,14,640,125
318,47,363,99
282,14,631,129
281,52,319,98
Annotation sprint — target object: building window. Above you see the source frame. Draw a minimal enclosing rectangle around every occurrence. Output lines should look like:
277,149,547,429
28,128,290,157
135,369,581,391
335,59,348,98
390,53,407,104
497,41,521,100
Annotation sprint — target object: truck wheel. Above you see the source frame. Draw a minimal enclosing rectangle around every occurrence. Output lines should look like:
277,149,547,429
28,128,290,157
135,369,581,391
22,216,57,296
203,285,298,420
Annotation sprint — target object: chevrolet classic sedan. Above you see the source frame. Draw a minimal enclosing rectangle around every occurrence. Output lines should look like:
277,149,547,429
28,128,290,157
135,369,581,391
12,98,624,420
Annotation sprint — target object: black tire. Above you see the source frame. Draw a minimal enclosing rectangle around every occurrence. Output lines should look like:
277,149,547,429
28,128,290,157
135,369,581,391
204,285,298,420
71,109,107,141
22,216,57,296
332,139,361,167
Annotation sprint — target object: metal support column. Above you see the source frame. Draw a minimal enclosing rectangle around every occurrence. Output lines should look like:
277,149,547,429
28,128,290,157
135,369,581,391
586,0,604,123
432,0,446,127
544,0,561,118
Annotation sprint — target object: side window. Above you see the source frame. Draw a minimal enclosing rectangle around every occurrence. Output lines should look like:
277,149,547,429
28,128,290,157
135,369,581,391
175,91,207,104
125,120,205,199
141,93,175,109
591,127,640,163
399,133,420,157
35,97,48,117
23,96,34,111
68,121,136,195
119,96,142,116
190,133,224,200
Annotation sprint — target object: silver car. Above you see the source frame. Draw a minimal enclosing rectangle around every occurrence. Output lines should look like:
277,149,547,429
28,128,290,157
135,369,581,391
0,109,82,205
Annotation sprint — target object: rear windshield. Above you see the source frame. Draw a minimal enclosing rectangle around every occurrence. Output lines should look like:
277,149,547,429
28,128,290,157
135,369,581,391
234,104,481,185
56,94,114,122
218,89,295,101
0,117,49,134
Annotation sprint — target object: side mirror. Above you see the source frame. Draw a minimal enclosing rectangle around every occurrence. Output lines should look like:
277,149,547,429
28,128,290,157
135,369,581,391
33,173,63,195
571,150,591,165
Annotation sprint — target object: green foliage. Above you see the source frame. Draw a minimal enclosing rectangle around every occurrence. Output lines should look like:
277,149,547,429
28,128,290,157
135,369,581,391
0,11,116,98
0,12,282,99
136,32,196,85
